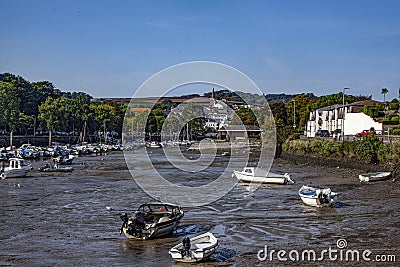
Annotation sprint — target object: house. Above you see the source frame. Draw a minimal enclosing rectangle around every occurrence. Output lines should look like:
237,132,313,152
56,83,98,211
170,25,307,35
218,125,262,141
306,100,383,137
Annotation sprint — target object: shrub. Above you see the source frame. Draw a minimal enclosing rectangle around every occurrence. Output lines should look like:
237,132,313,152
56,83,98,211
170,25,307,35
353,134,383,163
383,119,399,125
390,129,400,135
388,103,399,110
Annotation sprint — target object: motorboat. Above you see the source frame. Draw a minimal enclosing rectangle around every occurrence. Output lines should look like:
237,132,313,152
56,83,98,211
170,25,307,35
232,167,294,184
38,163,73,173
146,141,162,148
359,172,391,182
53,155,74,165
120,202,184,240
1,158,32,179
298,185,338,207
169,232,218,263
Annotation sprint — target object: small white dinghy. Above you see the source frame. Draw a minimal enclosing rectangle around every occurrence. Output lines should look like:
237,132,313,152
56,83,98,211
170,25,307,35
359,172,391,182
169,232,218,263
232,167,294,184
298,185,338,208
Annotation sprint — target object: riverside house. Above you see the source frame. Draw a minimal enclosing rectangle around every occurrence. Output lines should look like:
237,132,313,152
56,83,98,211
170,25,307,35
305,100,383,138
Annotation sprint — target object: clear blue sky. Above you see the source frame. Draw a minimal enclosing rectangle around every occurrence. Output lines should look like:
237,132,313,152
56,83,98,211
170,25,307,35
1,0,399,100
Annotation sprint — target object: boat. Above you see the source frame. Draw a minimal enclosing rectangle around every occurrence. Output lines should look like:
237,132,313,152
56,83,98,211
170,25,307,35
38,163,73,173
0,158,32,179
119,202,184,240
359,172,391,182
232,167,294,184
53,155,74,165
298,185,338,207
169,232,219,263
146,141,162,148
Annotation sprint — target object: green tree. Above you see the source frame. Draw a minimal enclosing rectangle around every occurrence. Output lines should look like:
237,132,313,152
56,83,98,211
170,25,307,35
0,82,20,132
232,108,258,126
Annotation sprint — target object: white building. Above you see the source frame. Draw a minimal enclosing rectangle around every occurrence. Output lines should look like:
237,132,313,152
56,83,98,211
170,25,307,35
306,100,383,137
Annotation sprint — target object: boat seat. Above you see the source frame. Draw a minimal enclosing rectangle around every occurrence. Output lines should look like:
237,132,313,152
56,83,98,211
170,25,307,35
158,216,170,223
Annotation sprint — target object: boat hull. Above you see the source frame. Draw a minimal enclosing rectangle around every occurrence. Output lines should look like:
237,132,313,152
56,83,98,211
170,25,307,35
359,172,391,182
1,169,28,179
169,232,218,262
298,185,338,208
233,170,290,184
122,217,181,240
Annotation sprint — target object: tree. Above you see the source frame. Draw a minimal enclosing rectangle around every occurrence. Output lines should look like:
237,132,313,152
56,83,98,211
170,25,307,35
381,88,389,106
231,108,258,126
0,82,20,132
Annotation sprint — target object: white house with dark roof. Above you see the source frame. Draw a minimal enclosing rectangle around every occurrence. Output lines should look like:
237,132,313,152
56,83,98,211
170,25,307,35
306,100,383,137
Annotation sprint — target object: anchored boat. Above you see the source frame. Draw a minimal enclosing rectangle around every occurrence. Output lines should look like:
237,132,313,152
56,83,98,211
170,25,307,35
120,202,184,240
233,167,294,184
169,232,218,263
298,185,338,207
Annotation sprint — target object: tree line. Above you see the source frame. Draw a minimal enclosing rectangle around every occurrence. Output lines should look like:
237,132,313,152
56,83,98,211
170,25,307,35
0,73,125,138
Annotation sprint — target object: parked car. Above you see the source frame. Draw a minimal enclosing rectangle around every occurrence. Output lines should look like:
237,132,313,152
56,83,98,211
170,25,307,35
355,130,371,138
316,130,330,137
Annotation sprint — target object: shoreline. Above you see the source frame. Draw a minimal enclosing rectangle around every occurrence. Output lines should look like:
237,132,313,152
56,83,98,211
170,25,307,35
279,151,400,176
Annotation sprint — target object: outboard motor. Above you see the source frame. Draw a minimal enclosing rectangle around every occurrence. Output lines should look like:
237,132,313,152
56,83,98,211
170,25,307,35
119,213,129,235
182,236,191,257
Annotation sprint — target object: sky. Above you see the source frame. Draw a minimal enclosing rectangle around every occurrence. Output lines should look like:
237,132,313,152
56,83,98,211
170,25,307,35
1,0,400,100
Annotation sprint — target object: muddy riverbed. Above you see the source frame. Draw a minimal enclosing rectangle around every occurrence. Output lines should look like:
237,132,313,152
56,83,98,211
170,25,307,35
0,150,399,266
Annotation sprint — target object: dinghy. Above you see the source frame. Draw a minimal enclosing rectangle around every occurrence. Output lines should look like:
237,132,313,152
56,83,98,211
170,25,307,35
298,185,338,207
233,167,294,184
169,232,218,263
359,172,391,182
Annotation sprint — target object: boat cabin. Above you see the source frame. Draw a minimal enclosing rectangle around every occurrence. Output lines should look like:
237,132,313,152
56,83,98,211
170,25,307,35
9,158,26,169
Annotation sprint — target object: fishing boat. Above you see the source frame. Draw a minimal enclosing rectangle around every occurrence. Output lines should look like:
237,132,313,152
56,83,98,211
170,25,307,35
38,163,73,173
169,232,219,263
359,172,391,182
232,167,294,184
298,185,338,207
119,202,184,240
0,158,32,179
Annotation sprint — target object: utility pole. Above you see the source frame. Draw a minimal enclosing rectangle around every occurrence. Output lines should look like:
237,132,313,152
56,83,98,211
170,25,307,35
342,88,350,142
292,99,297,129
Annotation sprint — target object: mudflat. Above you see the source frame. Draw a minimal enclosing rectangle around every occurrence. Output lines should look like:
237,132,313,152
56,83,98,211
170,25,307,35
0,150,398,266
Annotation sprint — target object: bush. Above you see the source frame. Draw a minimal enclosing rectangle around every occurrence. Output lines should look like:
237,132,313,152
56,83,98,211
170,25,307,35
383,119,399,125
388,103,399,110
353,134,383,163
391,129,400,135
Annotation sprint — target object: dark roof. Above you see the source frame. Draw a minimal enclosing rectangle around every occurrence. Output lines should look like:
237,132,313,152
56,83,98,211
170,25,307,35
218,125,262,132
347,99,382,106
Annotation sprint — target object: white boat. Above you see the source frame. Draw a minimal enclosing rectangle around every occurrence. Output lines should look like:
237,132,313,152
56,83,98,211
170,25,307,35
1,158,31,179
298,185,338,207
53,155,74,165
359,172,391,182
146,141,162,148
232,167,294,184
120,202,184,240
169,232,218,263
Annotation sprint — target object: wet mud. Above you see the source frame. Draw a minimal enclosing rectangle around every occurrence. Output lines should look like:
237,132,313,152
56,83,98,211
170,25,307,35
0,150,399,266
